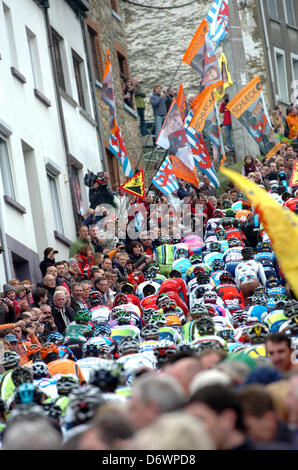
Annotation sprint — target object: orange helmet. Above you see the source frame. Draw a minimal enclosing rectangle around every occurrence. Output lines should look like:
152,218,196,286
26,344,42,358
165,315,181,327
40,343,59,360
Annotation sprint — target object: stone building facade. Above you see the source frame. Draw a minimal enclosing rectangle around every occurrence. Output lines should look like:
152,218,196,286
86,0,144,189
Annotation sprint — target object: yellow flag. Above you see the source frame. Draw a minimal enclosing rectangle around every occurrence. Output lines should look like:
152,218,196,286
213,53,233,101
220,166,298,297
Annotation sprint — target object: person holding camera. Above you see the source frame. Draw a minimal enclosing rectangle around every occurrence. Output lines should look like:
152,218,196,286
150,84,168,142
219,93,234,152
39,247,58,277
84,171,116,210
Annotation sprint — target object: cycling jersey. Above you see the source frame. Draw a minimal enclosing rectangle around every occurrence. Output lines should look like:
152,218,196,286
235,260,267,286
47,359,86,385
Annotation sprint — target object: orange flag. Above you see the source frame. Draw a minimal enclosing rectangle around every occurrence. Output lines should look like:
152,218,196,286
170,155,199,188
182,20,208,68
176,83,187,123
189,86,216,133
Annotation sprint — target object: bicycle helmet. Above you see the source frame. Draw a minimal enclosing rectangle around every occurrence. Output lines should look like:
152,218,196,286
206,305,218,317
143,283,158,297
251,292,269,306
94,323,112,337
211,259,225,271
140,324,160,341
120,282,135,295
211,209,223,219
11,366,33,387
193,337,226,352
147,262,160,272
156,293,171,309
232,310,249,327
56,374,79,396
31,361,50,380
217,327,235,342
225,209,236,218
82,342,102,358
68,385,105,424
267,275,279,288
114,309,131,325
88,291,103,306
46,331,65,345
209,242,222,253
287,315,298,334
89,360,124,392
219,272,235,284
39,343,59,361
195,316,215,336
26,344,42,360
189,254,202,265
142,308,156,324
1,351,20,369
159,235,171,244
220,217,234,228
169,269,182,278
190,303,209,318
14,382,36,404
228,237,242,248
195,272,210,285
215,229,227,241
75,310,91,324
177,341,196,353
144,269,157,281
175,247,188,259
165,315,182,327
153,340,177,363
149,313,167,327
242,247,254,259
194,285,211,299
203,291,218,305
284,300,298,318
114,293,129,306
222,200,232,209
246,323,269,343
118,336,140,355
259,241,272,252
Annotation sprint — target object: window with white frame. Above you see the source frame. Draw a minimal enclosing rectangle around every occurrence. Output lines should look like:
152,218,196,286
26,27,43,91
0,136,15,199
2,2,18,67
274,48,289,102
267,0,279,20
284,0,296,27
72,49,90,112
47,169,64,234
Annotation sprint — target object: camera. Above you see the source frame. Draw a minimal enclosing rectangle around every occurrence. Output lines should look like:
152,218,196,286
25,322,32,328
54,250,59,254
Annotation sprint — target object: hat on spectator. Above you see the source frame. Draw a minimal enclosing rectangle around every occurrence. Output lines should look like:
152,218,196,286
4,334,18,343
2,284,16,296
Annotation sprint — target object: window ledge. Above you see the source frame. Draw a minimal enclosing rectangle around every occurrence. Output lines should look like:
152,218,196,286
54,230,71,246
112,10,122,22
10,67,26,84
269,18,282,25
4,195,26,214
34,88,51,107
79,107,97,126
60,88,78,108
286,24,298,32
123,103,138,119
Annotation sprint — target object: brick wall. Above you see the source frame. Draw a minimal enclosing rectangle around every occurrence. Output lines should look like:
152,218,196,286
87,0,143,185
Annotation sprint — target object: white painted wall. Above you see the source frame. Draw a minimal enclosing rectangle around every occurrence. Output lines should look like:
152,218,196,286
0,0,103,284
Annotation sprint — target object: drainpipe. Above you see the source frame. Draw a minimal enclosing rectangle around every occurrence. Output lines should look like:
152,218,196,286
80,15,108,173
0,198,12,280
42,2,80,232
259,0,276,106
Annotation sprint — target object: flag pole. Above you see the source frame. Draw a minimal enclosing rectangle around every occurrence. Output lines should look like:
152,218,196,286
141,59,183,178
146,150,168,196
214,101,227,167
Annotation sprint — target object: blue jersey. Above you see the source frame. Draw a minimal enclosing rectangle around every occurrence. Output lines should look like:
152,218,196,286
203,252,223,267
254,252,280,278
247,305,268,322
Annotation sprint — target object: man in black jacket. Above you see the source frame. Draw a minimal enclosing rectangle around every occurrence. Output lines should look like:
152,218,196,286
51,290,75,335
